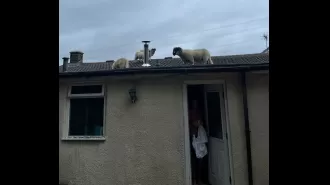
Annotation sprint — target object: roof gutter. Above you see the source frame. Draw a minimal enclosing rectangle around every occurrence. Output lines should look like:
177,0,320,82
59,63,269,78
241,72,254,185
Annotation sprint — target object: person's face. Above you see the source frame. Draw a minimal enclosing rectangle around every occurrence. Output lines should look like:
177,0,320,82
193,120,201,127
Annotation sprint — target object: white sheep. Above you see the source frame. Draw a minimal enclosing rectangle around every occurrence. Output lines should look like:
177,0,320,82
111,58,130,69
172,47,214,65
134,48,156,61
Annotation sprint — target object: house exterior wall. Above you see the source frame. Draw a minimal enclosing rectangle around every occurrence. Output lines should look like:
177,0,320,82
246,72,269,185
59,79,185,185
59,72,268,185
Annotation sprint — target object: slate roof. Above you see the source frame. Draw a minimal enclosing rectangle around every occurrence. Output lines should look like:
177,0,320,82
59,53,269,73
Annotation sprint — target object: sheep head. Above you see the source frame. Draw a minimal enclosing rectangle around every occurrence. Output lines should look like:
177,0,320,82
173,47,183,56
149,48,156,56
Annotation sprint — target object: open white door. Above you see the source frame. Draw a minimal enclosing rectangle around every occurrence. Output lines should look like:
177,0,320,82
204,84,230,185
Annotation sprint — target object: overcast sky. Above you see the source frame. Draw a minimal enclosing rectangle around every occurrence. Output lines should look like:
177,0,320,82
59,0,269,65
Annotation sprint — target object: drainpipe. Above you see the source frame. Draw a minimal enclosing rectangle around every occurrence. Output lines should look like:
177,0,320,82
241,71,254,185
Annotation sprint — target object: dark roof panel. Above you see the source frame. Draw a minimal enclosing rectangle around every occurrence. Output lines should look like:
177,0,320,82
59,53,269,73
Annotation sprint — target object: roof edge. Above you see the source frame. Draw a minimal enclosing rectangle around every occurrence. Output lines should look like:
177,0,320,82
59,63,269,78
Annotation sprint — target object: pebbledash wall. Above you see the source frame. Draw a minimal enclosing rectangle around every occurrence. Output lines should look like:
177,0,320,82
59,72,269,185
246,72,269,185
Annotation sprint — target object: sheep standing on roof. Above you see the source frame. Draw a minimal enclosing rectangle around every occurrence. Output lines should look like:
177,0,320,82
172,47,213,65
134,48,156,61
112,58,130,69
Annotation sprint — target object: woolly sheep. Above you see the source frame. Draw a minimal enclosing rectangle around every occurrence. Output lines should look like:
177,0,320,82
134,48,156,61
112,58,130,69
172,47,213,65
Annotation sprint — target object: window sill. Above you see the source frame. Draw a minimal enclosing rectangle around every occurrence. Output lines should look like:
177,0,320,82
61,136,106,141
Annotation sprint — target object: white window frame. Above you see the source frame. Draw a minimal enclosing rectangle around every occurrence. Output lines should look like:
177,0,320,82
62,83,107,141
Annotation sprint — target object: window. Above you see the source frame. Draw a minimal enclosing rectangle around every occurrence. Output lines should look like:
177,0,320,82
67,85,105,138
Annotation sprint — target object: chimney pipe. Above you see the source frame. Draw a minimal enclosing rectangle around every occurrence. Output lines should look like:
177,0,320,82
142,41,151,67
62,57,69,72
69,51,84,63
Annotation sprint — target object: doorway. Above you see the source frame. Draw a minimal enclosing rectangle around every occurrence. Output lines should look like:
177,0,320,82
185,83,232,185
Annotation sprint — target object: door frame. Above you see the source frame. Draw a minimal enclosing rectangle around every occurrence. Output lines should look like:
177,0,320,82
182,80,235,185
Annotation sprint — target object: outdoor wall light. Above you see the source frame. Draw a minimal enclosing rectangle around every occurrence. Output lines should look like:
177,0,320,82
129,87,137,103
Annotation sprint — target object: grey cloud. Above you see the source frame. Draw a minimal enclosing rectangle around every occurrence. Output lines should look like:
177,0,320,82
60,0,269,64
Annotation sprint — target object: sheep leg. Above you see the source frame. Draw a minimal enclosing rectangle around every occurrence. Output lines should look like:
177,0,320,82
125,60,129,68
208,58,214,64
188,56,195,65
202,56,207,64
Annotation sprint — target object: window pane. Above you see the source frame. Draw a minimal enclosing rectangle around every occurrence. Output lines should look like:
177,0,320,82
71,85,103,94
86,98,104,136
69,98,104,136
206,92,223,139
69,99,86,136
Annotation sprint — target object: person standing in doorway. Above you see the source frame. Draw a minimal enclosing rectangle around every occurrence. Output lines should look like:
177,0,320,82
189,99,206,185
